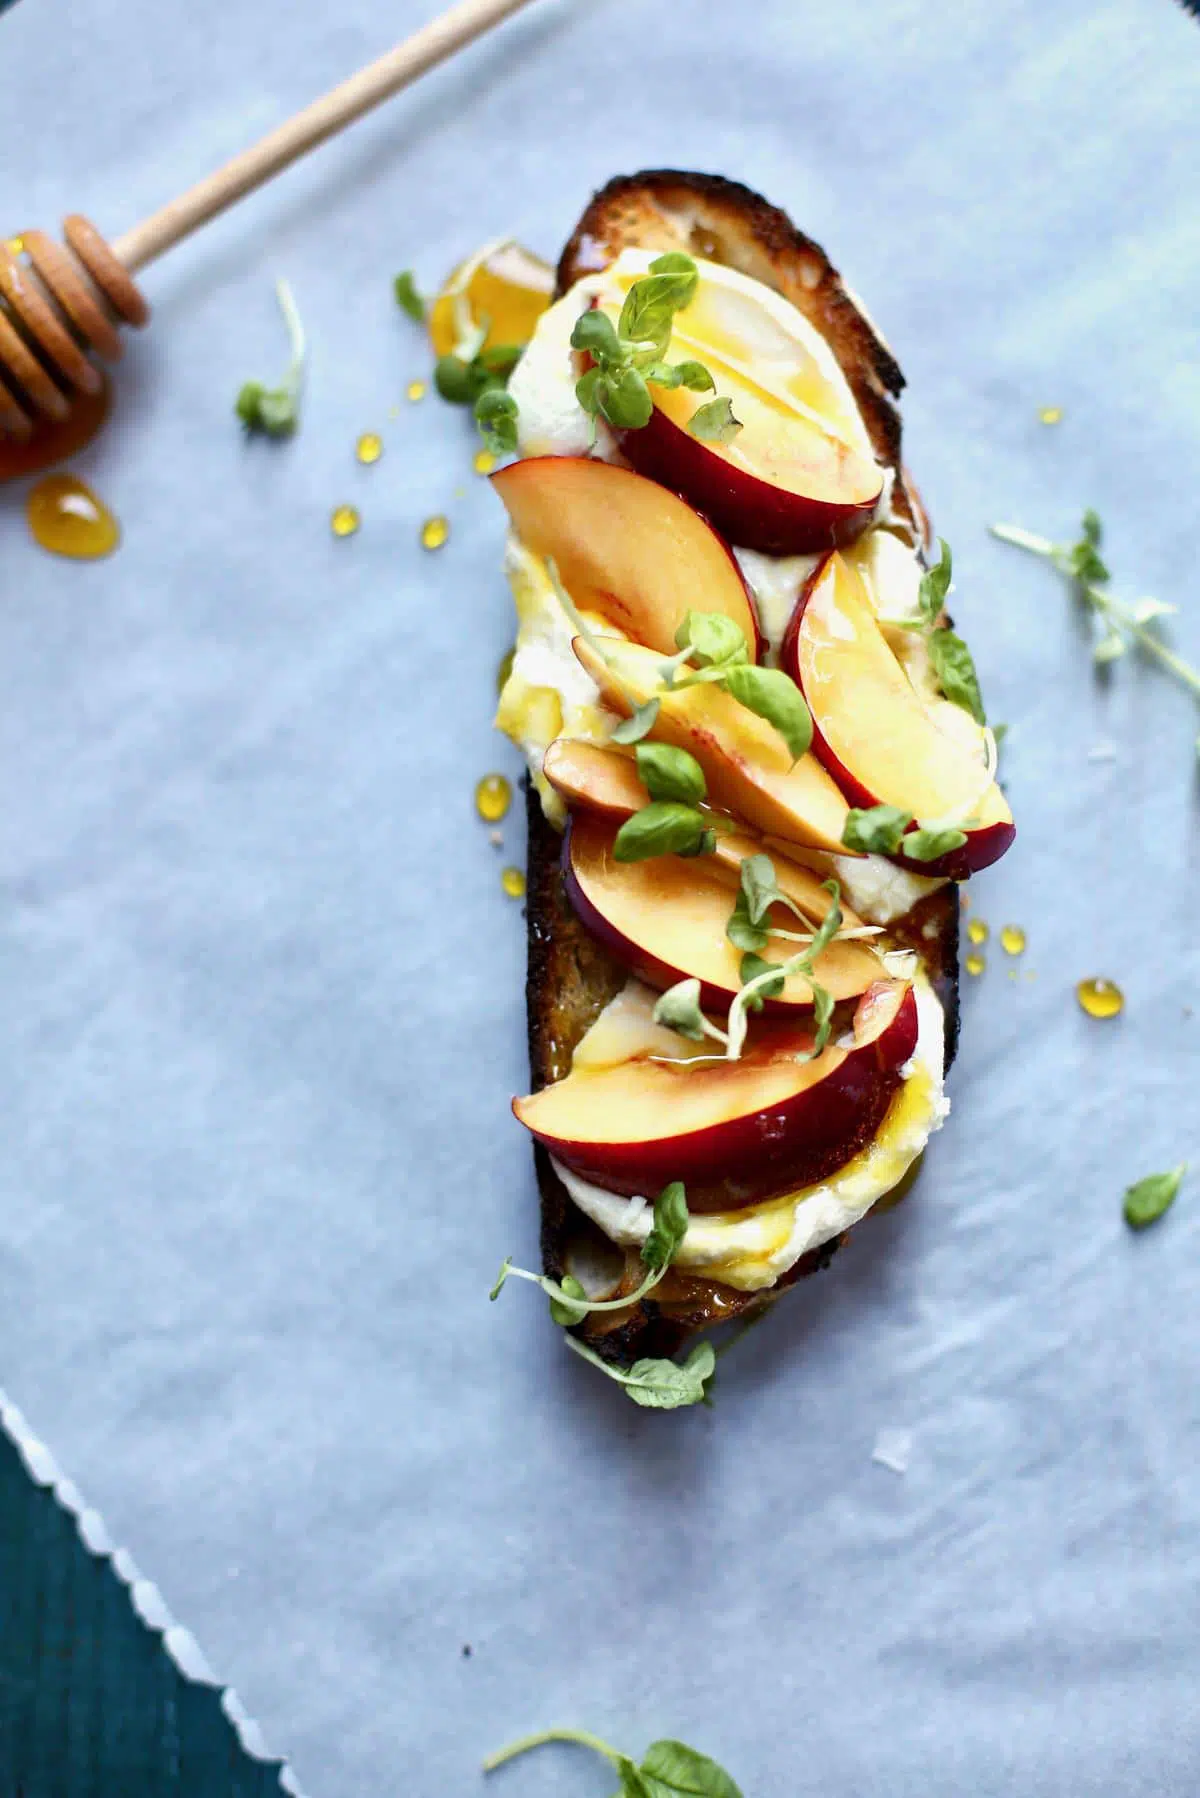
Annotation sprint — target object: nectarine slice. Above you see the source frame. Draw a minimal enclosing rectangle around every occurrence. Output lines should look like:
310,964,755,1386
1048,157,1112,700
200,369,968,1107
783,554,1014,878
491,456,761,657
572,637,856,857
602,261,883,555
564,811,882,1015
513,980,918,1207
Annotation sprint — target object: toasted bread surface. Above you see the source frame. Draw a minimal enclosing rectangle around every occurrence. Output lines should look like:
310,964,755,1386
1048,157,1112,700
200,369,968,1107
521,171,959,1361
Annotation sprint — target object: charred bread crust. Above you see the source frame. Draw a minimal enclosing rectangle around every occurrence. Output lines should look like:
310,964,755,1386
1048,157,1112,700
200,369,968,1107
556,169,914,533
523,172,962,1362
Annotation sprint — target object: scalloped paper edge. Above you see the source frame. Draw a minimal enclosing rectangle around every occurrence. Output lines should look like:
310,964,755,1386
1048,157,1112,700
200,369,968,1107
1,1387,308,1798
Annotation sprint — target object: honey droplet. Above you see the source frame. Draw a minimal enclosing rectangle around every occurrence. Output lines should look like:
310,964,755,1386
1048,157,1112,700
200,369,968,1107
26,473,119,559
331,503,360,538
501,865,526,900
965,952,986,977
428,242,554,360
5,234,25,255
1000,924,1027,956
406,379,427,403
421,514,449,551
475,773,512,823
473,448,496,476
496,644,516,695
1039,406,1063,425
1077,977,1123,1020
356,431,383,465
966,918,989,946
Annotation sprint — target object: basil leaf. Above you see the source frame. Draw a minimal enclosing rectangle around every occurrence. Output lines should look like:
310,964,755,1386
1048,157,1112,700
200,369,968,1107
636,742,707,806
619,1756,654,1798
610,698,660,745
549,1273,590,1327
434,353,477,404
688,397,742,444
643,360,684,389
738,852,780,926
574,365,605,417
918,536,953,622
599,364,654,430
738,951,785,1009
613,802,711,862
392,270,425,322
904,823,967,862
652,979,708,1041
1123,1165,1185,1231
622,1341,715,1410
477,342,523,379
928,628,986,724
673,359,716,393
642,1182,689,1271
841,804,912,855
618,259,699,356
722,664,813,760
1082,507,1103,546
675,609,748,669
639,1739,744,1798
727,893,768,954
648,251,701,280
570,308,622,361
474,388,519,456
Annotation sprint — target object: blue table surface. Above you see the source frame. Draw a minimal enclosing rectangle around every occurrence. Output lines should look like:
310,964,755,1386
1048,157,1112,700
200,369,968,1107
2,1,1199,1793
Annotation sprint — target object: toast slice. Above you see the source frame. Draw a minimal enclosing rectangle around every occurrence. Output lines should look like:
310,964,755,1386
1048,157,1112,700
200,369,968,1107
524,171,960,1362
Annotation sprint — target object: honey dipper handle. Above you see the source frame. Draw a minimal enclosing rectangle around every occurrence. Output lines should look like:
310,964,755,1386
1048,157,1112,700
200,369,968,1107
111,0,540,274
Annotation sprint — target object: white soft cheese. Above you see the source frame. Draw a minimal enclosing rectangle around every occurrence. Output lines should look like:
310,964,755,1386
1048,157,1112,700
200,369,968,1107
732,547,822,663
555,960,948,1293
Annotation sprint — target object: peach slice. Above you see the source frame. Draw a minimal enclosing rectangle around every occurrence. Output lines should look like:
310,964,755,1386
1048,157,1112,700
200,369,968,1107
782,553,1014,879
513,979,918,1207
491,456,761,657
542,739,869,904
600,267,883,554
571,637,856,857
563,811,883,1015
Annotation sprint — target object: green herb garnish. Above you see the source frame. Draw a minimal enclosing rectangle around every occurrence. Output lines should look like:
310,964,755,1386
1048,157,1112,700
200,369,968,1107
991,511,1200,752
1122,1164,1185,1231
491,1184,713,1410
392,270,426,322
484,1726,742,1796
235,278,305,439
634,741,707,806
840,803,967,863
899,538,987,725
653,861,846,1061
612,803,720,863
570,254,737,443
474,387,520,458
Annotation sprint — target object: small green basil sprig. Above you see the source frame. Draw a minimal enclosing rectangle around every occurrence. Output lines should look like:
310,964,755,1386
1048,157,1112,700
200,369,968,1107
490,1184,714,1410
653,858,850,1063
484,1726,743,1797
235,279,306,439
840,803,969,864
991,510,1200,756
570,253,741,443
603,610,811,864
1123,1164,1186,1231
612,742,730,863
898,538,987,726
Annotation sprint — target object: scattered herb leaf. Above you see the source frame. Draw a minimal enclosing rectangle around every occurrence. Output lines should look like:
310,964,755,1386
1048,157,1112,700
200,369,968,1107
610,698,661,745
687,396,743,444
483,1727,743,1797
392,270,426,323
636,742,707,806
475,388,519,458
235,278,306,439
613,803,716,863
1123,1165,1185,1231
841,804,913,856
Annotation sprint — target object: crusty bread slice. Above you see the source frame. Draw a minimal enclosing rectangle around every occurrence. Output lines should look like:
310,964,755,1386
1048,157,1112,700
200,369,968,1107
523,171,960,1363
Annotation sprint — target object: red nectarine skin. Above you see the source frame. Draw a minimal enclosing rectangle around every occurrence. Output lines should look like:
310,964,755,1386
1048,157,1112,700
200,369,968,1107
615,403,880,558
514,984,918,1210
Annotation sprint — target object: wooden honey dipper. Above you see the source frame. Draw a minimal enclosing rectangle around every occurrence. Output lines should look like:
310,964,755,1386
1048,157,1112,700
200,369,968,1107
0,0,539,447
